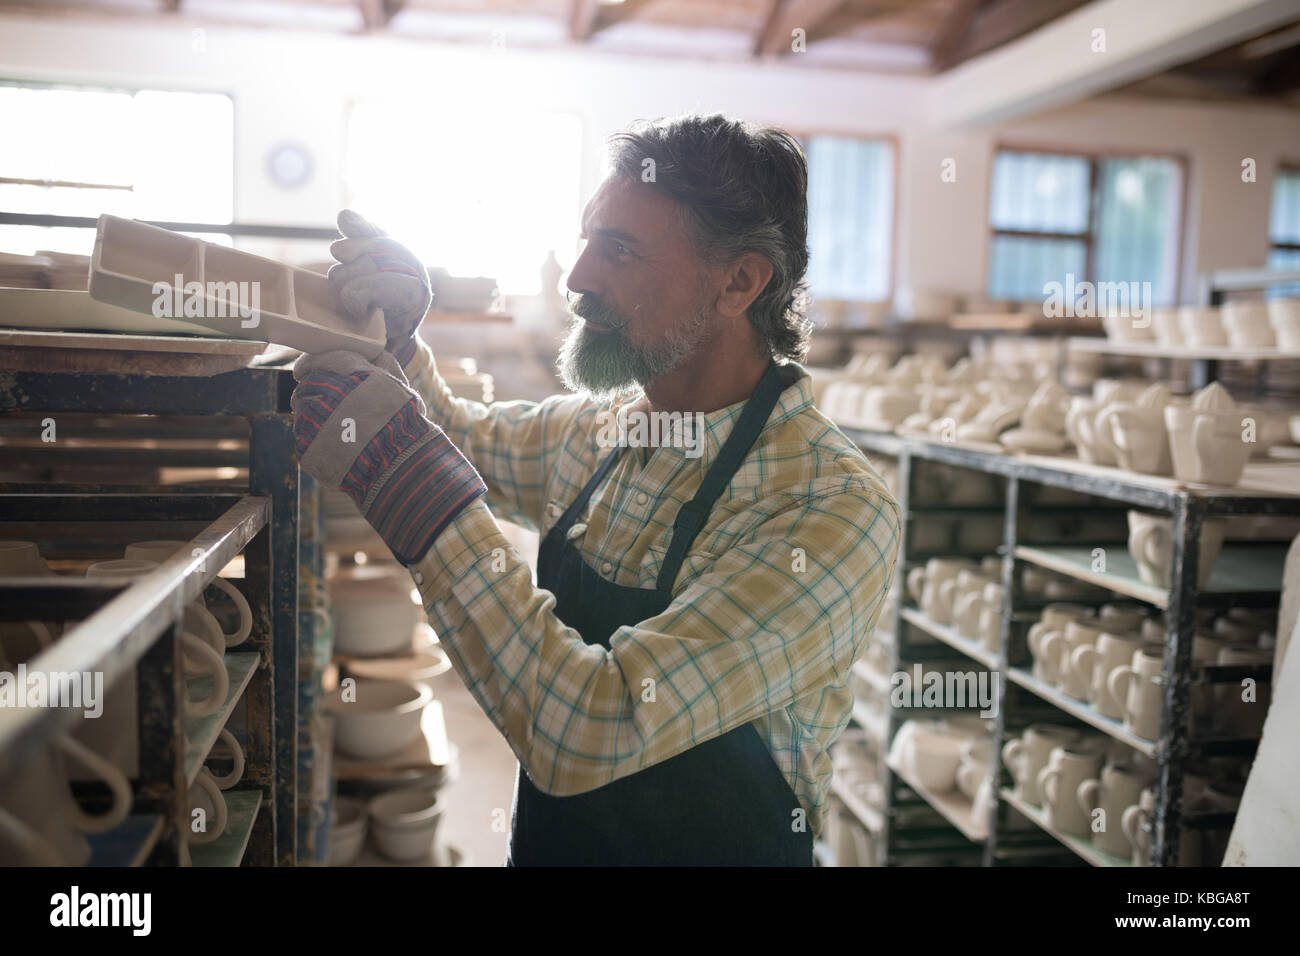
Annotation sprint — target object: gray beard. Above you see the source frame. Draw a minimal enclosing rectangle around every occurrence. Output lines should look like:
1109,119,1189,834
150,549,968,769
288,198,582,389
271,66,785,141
557,306,711,401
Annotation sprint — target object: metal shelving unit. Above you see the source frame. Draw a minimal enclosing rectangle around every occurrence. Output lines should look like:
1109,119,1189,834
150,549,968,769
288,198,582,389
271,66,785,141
0,359,302,866
838,426,1298,867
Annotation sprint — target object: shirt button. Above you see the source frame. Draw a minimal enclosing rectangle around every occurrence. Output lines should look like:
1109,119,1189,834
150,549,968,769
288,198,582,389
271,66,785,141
635,492,649,506
567,523,587,540
601,561,614,575
413,571,425,585
547,503,562,520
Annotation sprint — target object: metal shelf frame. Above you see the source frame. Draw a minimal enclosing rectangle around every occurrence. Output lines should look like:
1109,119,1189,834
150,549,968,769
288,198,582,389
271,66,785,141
841,427,1299,867
0,363,302,866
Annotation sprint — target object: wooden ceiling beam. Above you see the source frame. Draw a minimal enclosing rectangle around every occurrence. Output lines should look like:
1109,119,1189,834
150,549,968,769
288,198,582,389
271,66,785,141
570,0,655,41
357,0,405,32
754,0,851,57
948,0,1086,67
930,0,982,72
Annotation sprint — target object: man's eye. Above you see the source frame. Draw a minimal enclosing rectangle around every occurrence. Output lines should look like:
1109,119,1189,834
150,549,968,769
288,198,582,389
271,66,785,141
614,242,630,256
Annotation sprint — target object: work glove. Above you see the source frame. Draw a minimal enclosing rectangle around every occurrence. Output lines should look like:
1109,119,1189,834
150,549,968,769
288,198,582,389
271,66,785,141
291,350,486,565
327,209,432,363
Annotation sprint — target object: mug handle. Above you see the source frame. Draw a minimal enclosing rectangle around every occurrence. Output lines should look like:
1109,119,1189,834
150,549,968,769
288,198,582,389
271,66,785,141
1108,665,1136,712
206,577,253,648
206,728,245,790
0,804,64,866
184,604,226,659
1070,644,1098,685
181,632,229,719
1040,631,1065,683
1121,803,1146,849
1001,738,1023,777
1096,407,1123,460
906,567,926,604
55,732,132,834
1102,407,1128,454
186,769,228,846
1076,778,1101,817
1037,767,1061,807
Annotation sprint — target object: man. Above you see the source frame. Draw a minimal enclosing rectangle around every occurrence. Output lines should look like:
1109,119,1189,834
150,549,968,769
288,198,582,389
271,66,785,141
293,113,901,866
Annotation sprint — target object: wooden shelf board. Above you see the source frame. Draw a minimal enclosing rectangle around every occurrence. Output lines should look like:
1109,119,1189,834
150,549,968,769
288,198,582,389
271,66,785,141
1004,667,1158,757
1014,544,1288,610
1000,787,1132,867
189,789,261,868
887,756,986,842
183,652,259,784
87,814,165,867
1067,337,1300,362
900,607,1000,669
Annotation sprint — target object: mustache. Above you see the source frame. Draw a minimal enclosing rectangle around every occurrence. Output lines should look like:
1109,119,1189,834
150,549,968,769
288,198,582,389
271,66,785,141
568,292,631,332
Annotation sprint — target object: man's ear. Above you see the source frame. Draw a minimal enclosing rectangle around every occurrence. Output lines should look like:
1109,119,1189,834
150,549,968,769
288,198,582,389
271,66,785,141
715,252,774,319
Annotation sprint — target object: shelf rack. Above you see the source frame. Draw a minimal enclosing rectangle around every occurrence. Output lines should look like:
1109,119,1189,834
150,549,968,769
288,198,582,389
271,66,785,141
0,360,302,866
838,425,1299,867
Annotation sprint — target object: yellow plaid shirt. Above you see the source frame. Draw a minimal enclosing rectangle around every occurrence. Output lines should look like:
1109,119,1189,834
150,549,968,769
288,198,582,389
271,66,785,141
403,338,901,838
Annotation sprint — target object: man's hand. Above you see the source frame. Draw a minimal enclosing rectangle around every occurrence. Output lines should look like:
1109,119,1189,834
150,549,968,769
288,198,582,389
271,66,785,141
328,209,432,361
291,349,486,564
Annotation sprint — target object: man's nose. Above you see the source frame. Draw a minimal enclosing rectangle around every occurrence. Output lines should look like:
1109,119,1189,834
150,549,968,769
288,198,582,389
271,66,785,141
565,244,599,297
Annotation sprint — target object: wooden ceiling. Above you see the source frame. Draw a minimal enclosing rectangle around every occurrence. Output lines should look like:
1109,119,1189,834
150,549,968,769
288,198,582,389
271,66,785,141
0,0,1099,73
3,0,1298,96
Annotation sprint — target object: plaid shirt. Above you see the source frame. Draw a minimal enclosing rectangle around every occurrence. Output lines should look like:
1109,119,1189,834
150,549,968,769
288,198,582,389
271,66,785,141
402,338,901,837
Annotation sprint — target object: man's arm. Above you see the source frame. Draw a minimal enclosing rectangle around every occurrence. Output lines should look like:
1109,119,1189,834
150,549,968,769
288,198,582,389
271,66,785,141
407,478,901,795
398,336,599,531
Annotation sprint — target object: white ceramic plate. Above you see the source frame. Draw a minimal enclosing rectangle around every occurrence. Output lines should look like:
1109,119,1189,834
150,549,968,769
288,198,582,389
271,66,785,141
0,288,252,338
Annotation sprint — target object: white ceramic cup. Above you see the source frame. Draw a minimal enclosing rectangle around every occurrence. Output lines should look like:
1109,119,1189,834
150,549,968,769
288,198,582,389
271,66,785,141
1077,763,1149,858
977,582,1005,652
1001,724,1078,806
1037,744,1105,837
906,558,976,627
86,560,228,717
1075,631,1143,720
1127,511,1227,590
1108,645,1165,740
124,541,253,647
1045,619,1106,697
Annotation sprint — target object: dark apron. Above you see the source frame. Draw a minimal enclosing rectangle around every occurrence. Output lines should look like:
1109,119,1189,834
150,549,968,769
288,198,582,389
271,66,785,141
507,362,813,866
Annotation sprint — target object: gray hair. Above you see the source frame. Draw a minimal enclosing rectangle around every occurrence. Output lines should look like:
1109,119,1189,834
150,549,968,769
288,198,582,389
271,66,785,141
604,113,811,362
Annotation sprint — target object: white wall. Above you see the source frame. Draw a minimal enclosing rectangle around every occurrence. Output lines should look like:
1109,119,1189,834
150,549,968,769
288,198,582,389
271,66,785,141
1,11,1297,305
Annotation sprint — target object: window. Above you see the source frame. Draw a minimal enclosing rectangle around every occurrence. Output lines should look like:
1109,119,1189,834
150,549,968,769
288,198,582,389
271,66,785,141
988,149,1182,307
346,103,582,296
804,136,894,302
0,83,234,255
1268,166,1300,298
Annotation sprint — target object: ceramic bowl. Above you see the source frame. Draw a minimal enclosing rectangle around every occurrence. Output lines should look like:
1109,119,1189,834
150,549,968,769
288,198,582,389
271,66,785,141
329,796,368,866
344,647,452,684
329,566,423,658
906,725,964,793
369,787,446,862
328,678,432,759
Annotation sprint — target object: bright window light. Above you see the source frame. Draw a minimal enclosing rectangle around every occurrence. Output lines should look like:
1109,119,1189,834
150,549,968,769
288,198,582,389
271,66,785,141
346,102,582,295
0,84,234,255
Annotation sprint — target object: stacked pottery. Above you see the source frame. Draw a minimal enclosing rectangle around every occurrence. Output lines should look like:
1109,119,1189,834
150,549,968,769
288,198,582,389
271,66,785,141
906,557,977,627
1099,384,1174,475
1222,301,1275,348
1102,308,1156,343
1026,604,1093,686
1164,382,1251,486
1107,643,1167,740
1150,308,1181,347
1269,298,1300,349
1000,380,1071,454
1036,738,1109,836
1078,761,1153,859
1179,306,1226,347
1001,724,1079,807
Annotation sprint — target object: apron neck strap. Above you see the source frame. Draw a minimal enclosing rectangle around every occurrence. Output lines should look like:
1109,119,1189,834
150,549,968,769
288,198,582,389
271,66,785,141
656,361,786,593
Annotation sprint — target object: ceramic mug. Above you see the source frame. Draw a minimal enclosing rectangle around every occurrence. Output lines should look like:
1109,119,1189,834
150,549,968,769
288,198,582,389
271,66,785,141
1027,605,1093,685
1102,404,1172,475
956,737,992,800
124,541,253,647
1044,619,1106,696
1077,763,1149,858
1127,512,1228,591
1108,646,1165,740
86,560,228,717
1001,724,1078,806
1038,744,1105,837
905,558,975,627
977,582,1005,652
1074,631,1143,720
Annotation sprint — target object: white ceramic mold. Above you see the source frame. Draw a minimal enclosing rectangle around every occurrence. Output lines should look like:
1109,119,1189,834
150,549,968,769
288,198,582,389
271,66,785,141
89,214,387,358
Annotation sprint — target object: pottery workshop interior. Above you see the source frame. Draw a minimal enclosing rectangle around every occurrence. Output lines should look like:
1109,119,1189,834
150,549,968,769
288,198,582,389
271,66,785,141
2,0,1300,898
